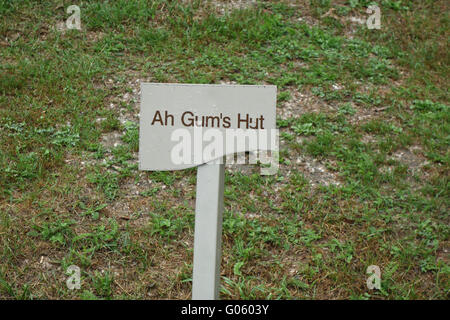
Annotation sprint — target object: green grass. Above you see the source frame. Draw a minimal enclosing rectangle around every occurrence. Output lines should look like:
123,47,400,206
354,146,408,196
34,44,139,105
0,0,448,299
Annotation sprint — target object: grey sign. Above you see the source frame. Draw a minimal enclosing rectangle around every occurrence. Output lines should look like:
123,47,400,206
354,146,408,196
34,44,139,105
139,83,277,171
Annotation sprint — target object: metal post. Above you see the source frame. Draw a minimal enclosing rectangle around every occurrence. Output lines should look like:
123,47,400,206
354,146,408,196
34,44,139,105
192,161,225,300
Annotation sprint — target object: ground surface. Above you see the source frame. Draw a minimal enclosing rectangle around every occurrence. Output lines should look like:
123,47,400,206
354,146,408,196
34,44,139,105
0,0,448,299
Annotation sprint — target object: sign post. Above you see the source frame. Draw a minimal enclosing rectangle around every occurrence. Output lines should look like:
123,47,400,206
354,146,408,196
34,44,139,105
139,83,277,300
192,161,225,299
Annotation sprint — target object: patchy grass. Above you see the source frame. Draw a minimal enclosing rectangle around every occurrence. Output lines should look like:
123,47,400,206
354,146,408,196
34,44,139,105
0,0,448,299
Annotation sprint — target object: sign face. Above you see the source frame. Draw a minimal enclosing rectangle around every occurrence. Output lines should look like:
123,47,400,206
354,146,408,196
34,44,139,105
139,83,277,171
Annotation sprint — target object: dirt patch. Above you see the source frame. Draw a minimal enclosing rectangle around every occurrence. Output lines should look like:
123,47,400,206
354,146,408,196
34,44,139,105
86,31,105,42
294,155,341,187
209,0,257,15
392,147,428,173
98,76,143,152
278,87,336,119
101,132,124,149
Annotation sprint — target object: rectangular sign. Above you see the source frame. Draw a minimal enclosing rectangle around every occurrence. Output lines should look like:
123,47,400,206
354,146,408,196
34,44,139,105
139,83,277,171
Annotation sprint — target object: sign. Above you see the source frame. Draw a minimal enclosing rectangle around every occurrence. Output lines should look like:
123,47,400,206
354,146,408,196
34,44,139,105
139,83,277,171
139,83,277,300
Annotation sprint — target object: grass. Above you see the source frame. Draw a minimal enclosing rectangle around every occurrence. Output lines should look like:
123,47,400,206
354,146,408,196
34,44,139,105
0,0,448,299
